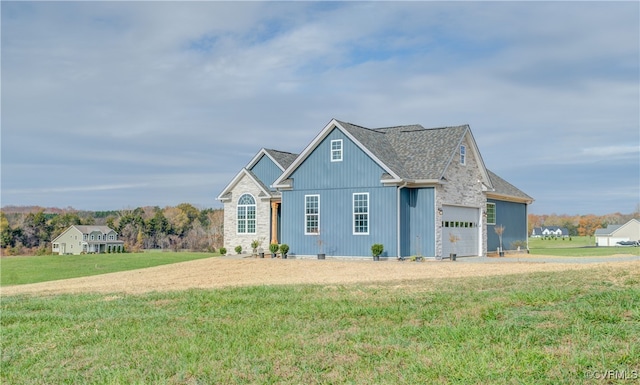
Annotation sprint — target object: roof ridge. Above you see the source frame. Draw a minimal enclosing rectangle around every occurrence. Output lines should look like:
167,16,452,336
335,120,386,134
265,148,298,156
373,124,423,131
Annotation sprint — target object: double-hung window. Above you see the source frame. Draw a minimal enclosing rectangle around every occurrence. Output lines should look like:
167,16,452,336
486,203,496,225
237,194,256,234
305,195,319,234
331,139,343,162
353,193,369,234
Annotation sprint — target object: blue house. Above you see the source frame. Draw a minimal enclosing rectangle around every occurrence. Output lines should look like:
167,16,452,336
219,118,532,258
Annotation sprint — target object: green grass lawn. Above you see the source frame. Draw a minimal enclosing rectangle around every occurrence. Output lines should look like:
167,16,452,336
529,236,595,249
528,236,640,257
2,267,639,384
0,251,219,286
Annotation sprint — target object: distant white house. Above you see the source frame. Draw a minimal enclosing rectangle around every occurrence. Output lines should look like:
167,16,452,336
594,219,640,247
52,225,124,255
531,226,569,238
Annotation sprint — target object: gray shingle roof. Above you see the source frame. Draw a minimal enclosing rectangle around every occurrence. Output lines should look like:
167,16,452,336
264,149,298,170
486,170,533,201
74,225,115,234
594,224,622,236
336,120,531,201
336,120,469,180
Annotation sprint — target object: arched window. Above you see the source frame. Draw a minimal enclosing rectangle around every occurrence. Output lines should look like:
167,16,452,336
237,194,256,234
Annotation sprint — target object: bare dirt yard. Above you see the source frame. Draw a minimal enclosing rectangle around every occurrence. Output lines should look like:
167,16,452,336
3,254,639,296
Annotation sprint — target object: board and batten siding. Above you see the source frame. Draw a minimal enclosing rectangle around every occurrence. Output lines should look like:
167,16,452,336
250,154,282,190
281,187,397,257
287,128,387,190
399,187,436,258
281,127,398,257
487,199,528,252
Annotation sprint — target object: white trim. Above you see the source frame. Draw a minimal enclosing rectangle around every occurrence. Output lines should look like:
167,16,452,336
236,193,257,235
304,194,320,235
440,127,493,190
330,139,343,162
486,202,496,225
486,192,533,204
217,168,272,201
353,192,369,235
246,148,288,171
273,119,402,188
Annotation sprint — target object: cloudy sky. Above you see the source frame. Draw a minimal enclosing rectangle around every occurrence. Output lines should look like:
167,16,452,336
2,1,638,215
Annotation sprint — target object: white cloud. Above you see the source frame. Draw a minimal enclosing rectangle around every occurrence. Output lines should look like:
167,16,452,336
1,1,638,213
582,145,640,158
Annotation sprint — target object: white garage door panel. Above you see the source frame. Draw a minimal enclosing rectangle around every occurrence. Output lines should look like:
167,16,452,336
442,206,479,256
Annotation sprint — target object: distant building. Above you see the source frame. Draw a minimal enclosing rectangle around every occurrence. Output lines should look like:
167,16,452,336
531,226,569,238
594,219,640,246
52,225,124,255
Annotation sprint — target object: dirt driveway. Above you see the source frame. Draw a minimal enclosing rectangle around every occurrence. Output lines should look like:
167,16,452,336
3,254,639,296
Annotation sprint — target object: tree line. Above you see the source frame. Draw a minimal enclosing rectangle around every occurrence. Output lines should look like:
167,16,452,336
0,204,223,256
2,205,638,256
527,210,639,237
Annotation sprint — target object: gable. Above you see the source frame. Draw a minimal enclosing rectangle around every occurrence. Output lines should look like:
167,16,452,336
250,154,283,190
288,127,387,190
440,132,491,188
608,219,640,237
217,168,273,202
52,225,82,242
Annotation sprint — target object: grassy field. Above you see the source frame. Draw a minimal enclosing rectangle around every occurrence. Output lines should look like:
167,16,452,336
2,266,639,384
0,251,219,286
527,236,640,257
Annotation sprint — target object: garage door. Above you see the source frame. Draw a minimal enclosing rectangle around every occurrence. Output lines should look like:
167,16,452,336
442,205,480,257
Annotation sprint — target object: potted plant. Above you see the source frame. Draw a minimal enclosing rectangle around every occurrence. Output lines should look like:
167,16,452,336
316,233,325,260
371,243,383,261
219,247,227,256
269,243,279,258
279,244,289,259
251,239,260,258
495,225,505,257
449,233,460,261
235,245,242,255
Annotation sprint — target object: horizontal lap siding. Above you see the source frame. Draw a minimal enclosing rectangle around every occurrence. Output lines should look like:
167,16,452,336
281,128,397,257
487,199,528,251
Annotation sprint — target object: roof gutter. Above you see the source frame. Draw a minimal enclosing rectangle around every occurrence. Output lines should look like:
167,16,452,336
486,192,534,204
382,179,441,186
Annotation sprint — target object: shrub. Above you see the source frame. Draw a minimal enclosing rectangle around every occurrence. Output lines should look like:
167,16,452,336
279,244,289,255
511,240,527,250
235,245,242,254
269,243,279,254
371,243,384,257
219,247,227,256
